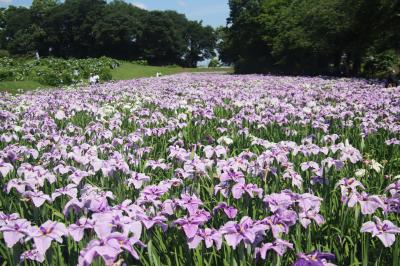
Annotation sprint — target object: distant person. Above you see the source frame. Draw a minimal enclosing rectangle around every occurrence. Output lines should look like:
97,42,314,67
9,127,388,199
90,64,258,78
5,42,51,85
35,51,40,60
89,74,100,85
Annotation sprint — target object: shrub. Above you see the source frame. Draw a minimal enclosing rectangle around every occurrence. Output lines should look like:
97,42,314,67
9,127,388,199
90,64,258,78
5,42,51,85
363,50,400,79
131,60,148,66
0,50,10,58
37,69,61,86
99,68,112,81
0,56,122,86
208,58,220,68
0,68,15,81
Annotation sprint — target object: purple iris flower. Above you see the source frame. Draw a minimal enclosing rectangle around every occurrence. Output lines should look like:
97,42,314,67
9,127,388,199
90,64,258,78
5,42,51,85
220,216,267,249
0,160,13,177
203,145,227,159
299,209,325,228
340,144,362,164
0,218,31,248
177,193,203,215
92,211,142,239
68,170,92,185
282,169,303,189
255,239,293,259
231,183,263,199
78,233,145,266
20,249,45,263
260,209,297,238
360,216,400,247
300,161,319,172
293,251,336,266
51,184,78,200
68,217,94,242
22,190,52,207
188,228,223,250
136,213,168,231
220,169,245,183
385,180,400,196
213,202,238,219
174,213,209,239
264,193,294,213
0,212,20,226
28,220,68,255
347,192,385,215
6,178,30,194
160,199,177,216
126,172,151,189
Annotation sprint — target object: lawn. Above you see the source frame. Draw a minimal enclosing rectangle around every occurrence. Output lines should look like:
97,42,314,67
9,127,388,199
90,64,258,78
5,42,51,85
0,80,48,94
111,62,232,80
0,62,232,94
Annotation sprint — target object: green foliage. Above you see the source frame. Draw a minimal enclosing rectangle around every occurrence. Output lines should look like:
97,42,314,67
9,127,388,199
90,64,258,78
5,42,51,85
0,49,9,57
98,67,112,81
363,50,400,79
0,68,14,80
183,21,216,67
0,0,217,67
208,58,220,68
131,60,148,66
220,0,400,78
138,11,186,66
0,56,120,86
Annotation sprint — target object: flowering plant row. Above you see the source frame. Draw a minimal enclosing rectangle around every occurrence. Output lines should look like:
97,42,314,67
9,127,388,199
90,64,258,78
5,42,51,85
0,74,399,265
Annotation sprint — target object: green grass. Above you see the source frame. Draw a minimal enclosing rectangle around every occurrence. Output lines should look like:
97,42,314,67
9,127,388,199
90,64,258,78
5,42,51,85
0,62,232,94
111,62,232,80
0,80,49,94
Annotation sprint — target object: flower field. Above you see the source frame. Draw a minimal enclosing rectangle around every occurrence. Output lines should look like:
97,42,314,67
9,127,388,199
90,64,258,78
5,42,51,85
0,74,399,265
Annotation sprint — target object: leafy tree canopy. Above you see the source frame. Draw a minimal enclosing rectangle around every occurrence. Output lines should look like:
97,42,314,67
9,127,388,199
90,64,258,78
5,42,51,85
0,0,217,67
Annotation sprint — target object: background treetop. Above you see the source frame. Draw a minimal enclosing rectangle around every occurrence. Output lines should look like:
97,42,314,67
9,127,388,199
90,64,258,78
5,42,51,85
0,0,217,67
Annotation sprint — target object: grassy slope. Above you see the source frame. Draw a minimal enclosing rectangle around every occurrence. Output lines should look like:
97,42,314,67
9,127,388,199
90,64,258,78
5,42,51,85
0,80,47,94
0,62,232,94
111,62,231,80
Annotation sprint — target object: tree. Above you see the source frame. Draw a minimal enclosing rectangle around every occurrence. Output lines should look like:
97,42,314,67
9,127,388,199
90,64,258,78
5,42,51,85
0,0,218,67
3,6,35,54
183,21,216,67
222,0,268,73
41,0,107,57
219,0,400,77
137,11,186,65
92,0,144,59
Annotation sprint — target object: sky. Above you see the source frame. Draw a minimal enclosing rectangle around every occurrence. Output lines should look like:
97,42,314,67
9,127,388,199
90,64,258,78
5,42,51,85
0,0,230,27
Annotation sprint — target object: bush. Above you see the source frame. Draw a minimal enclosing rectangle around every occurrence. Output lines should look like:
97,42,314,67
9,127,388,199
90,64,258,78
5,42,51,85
0,68,15,81
0,50,10,58
36,68,61,86
131,60,148,66
208,58,220,68
0,56,121,86
363,50,400,79
99,68,112,81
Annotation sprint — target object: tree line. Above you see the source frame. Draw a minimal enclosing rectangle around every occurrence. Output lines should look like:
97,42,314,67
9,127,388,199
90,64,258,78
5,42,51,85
218,0,400,78
0,0,216,67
